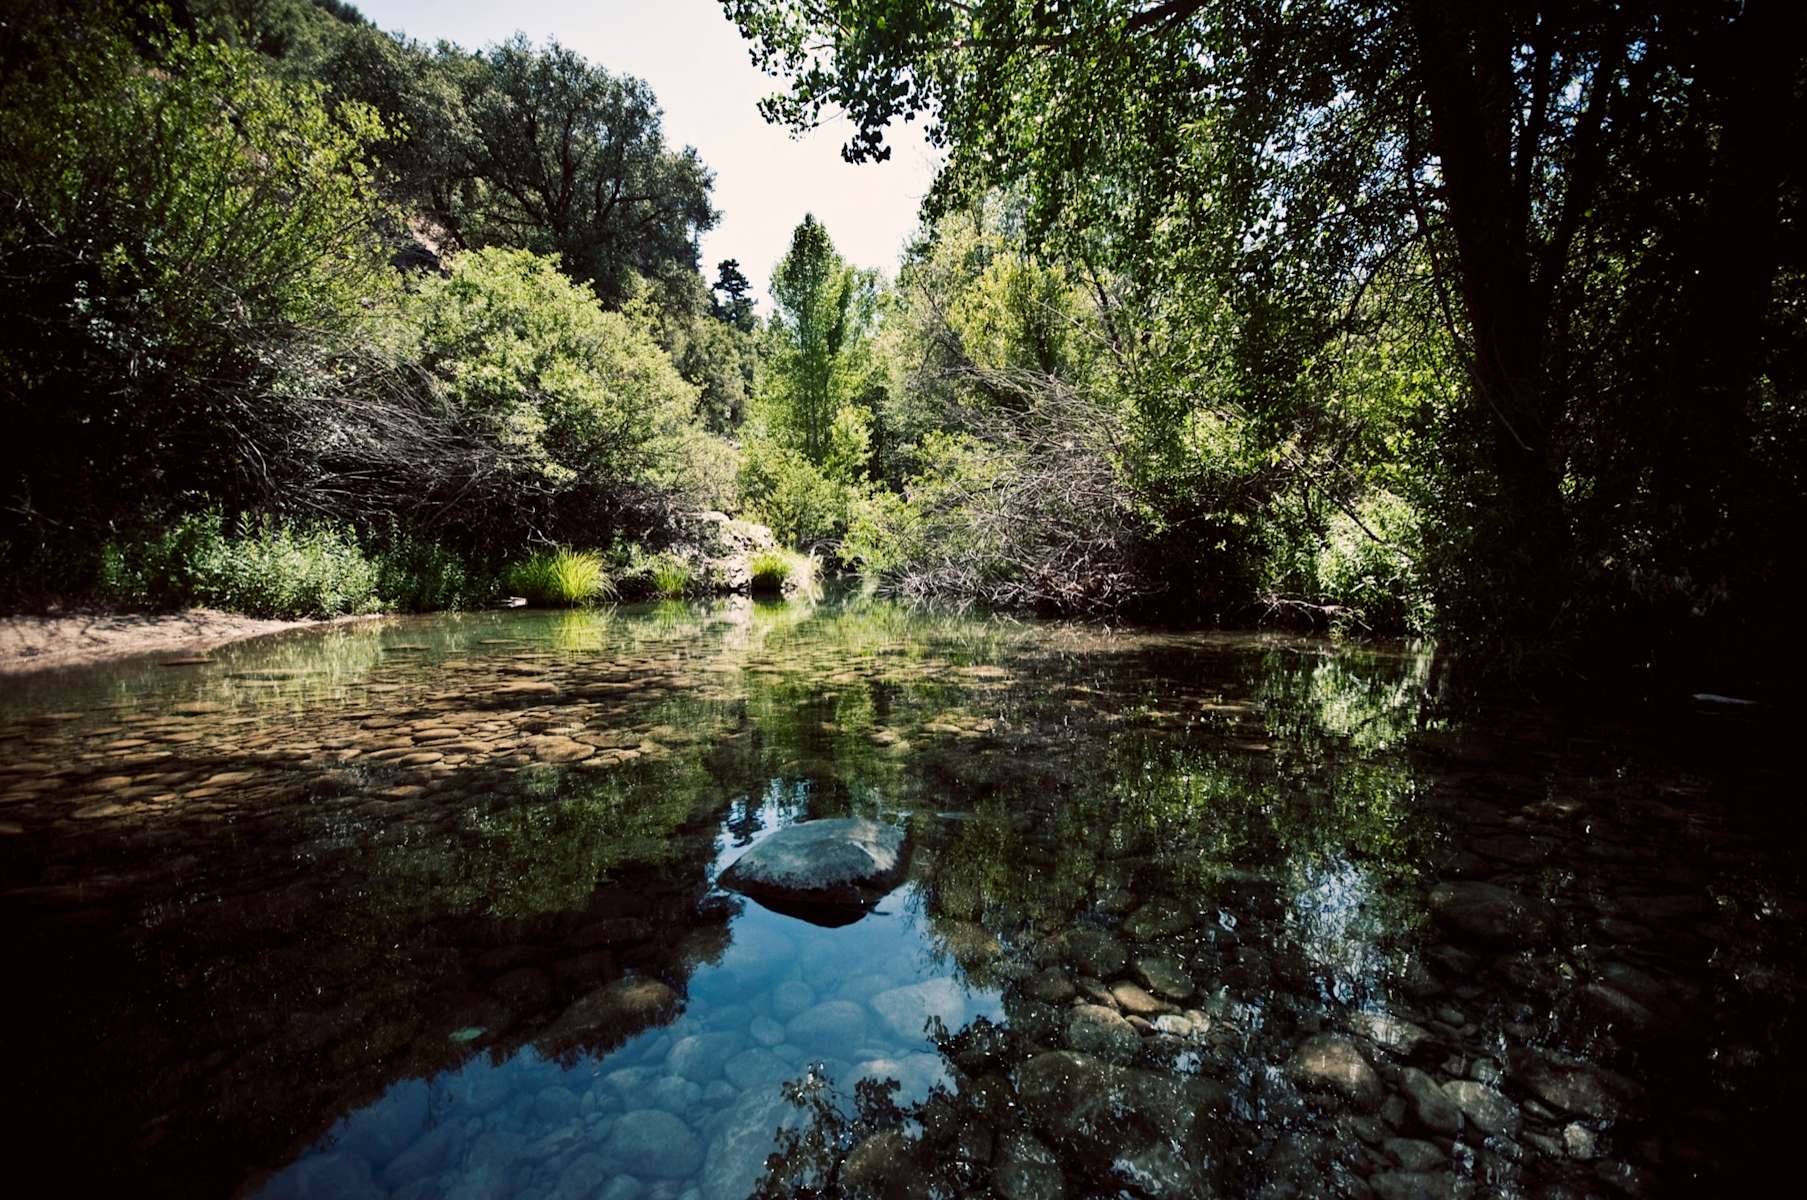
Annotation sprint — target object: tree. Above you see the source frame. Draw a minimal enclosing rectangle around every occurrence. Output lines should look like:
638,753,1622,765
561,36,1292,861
711,258,759,331
0,4,393,538
440,35,719,309
767,214,878,464
725,0,1807,672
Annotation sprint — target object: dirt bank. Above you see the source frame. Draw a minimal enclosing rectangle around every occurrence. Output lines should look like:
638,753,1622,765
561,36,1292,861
0,609,347,675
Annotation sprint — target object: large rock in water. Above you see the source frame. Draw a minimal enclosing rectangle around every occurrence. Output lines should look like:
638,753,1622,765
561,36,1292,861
719,818,910,924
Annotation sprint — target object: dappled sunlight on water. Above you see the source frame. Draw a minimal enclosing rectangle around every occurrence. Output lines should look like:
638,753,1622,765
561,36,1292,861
0,595,1798,1197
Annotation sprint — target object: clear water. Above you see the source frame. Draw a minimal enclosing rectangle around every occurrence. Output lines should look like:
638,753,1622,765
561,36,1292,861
0,595,1798,1198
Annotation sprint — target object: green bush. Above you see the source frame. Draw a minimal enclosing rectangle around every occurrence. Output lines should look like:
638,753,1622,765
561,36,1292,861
503,548,613,607
99,511,383,618
1310,492,1430,635
738,434,863,552
373,532,497,612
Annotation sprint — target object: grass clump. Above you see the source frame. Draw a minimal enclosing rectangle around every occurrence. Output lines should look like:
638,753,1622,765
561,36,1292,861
504,547,613,607
646,554,694,599
748,547,815,595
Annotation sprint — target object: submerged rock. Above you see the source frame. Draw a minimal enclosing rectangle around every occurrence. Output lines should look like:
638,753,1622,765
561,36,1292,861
1065,1004,1143,1065
604,1109,701,1178
541,977,681,1053
870,976,968,1041
1441,1079,1520,1138
1398,1067,1463,1134
1507,1047,1644,1120
719,818,910,923
1428,881,1555,946
1015,1050,1223,1167
1287,1034,1382,1109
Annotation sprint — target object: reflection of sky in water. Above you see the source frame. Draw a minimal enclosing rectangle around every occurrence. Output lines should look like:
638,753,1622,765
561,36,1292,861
1284,855,1404,1007
259,797,1003,1200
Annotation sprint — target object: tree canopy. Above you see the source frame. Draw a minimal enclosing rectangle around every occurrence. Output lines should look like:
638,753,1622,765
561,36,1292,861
726,0,1807,672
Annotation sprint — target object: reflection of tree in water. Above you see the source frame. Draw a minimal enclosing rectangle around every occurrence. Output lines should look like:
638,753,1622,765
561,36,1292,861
744,645,1442,1198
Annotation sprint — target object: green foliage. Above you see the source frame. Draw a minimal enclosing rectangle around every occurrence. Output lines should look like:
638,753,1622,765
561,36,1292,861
727,0,1807,676
504,548,614,607
646,555,695,599
739,432,865,553
98,511,382,619
405,248,736,545
765,215,881,464
371,531,497,613
749,548,815,595
0,5,395,527
440,34,717,308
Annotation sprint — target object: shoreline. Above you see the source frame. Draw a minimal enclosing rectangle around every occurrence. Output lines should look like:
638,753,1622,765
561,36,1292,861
0,609,383,676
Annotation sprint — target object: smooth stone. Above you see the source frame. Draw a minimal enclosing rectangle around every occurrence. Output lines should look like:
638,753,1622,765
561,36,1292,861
841,1130,924,1199
1110,981,1172,1017
1398,1067,1463,1135
380,1123,459,1189
1428,881,1555,946
534,1086,582,1125
1121,900,1193,942
1065,1004,1143,1065
542,977,681,1052
785,999,868,1044
718,818,909,912
667,1032,743,1084
1507,1048,1643,1120
1116,1141,1215,1200
1131,955,1196,1001
1287,1034,1382,1109
1349,1011,1434,1059
550,1153,615,1200
870,976,968,1042
769,980,816,1019
1064,927,1128,977
994,1161,1067,1200
723,1048,789,1091
748,1016,784,1047
1369,1171,1460,1200
604,1110,702,1179
1385,1138,1447,1171
1441,1080,1520,1137
1563,1122,1600,1159
1014,1051,1222,1163
1023,967,1077,1005
698,1089,803,1200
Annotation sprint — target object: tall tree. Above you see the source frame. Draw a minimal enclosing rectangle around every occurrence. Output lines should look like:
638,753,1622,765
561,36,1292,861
442,35,718,308
710,258,758,331
767,215,877,464
725,0,1807,669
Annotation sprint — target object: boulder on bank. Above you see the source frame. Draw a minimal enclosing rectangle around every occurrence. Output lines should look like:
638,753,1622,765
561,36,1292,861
718,817,911,924
684,511,777,594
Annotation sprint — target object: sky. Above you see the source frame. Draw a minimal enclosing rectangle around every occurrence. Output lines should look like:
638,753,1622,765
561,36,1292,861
354,0,941,309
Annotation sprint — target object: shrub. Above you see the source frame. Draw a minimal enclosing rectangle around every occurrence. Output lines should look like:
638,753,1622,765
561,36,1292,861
372,532,497,613
99,510,383,618
1310,492,1430,635
738,435,863,552
504,548,613,607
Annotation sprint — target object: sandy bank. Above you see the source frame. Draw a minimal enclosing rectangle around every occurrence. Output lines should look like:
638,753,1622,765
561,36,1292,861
0,609,352,675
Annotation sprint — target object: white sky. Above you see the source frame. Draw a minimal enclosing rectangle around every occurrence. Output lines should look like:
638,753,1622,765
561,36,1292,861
354,0,941,308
